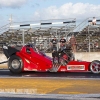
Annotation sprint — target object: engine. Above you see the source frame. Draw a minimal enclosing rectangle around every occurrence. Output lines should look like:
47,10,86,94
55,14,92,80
52,45,75,66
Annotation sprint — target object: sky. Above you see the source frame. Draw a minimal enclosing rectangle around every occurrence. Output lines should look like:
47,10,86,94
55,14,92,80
0,0,100,26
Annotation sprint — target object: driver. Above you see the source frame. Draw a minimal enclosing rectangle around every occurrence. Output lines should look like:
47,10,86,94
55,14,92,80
50,37,58,52
59,36,66,50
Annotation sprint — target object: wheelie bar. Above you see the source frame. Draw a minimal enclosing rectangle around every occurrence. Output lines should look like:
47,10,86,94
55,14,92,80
0,61,8,64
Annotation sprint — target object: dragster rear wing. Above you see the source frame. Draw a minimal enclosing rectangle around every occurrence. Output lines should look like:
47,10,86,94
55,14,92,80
0,43,21,65
2,45,19,59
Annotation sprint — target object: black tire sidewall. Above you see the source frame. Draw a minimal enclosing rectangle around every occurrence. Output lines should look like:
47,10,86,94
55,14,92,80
90,60,100,74
8,55,23,73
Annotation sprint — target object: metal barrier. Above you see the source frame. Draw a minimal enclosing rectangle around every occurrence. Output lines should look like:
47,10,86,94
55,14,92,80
0,17,100,52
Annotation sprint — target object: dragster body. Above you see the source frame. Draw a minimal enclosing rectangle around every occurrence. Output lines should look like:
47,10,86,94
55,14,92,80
2,44,100,74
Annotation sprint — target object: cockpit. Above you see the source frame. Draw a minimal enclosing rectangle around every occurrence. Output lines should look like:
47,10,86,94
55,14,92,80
25,44,46,56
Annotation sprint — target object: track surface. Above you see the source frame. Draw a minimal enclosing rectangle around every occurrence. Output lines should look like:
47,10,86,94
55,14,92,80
0,69,100,100
0,69,100,78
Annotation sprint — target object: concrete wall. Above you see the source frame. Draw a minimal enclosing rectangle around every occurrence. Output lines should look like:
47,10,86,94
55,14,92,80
46,52,100,62
0,54,7,62
74,52,100,61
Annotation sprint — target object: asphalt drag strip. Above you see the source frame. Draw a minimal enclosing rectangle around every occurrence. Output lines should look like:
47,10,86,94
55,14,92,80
0,69,100,79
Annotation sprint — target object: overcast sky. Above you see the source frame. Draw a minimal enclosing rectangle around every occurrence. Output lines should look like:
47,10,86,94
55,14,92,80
0,0,100,26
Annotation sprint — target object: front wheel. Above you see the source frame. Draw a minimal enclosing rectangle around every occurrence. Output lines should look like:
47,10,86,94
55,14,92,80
90,60,100,74
8,55,23,74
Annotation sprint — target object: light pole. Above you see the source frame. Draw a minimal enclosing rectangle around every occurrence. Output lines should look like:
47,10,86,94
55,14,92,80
88,25,90,52
8,14,13,26
22,29,25,46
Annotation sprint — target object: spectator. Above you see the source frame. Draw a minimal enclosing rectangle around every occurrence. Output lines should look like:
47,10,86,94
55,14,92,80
50,37,58,52
44,39,48,49
92,17,96,25
69,35,77,53
94,41,99,51
33,37,37,46
59,36,66,48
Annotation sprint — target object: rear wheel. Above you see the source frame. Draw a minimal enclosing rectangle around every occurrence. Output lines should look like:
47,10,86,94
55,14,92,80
90,60,100,74
8,55,23,74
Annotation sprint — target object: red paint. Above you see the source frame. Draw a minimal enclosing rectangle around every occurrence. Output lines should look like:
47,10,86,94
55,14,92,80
16,45,91,72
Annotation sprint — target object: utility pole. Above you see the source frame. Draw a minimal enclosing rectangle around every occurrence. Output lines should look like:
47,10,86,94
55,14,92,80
22,29,25,46
9,14,13,26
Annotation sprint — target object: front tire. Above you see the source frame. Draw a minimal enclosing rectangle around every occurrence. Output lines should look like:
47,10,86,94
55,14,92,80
90,60,100,74
8,55,23,74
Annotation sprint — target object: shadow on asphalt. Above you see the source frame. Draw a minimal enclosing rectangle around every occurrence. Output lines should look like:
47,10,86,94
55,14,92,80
0,69,99,78
0,97,64,100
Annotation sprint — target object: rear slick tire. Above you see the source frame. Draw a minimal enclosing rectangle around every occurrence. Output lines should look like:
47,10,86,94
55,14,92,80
90,60,100,74
8,55,23,74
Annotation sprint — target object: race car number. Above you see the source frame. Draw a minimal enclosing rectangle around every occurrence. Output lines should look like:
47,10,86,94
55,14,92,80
67,65,85,70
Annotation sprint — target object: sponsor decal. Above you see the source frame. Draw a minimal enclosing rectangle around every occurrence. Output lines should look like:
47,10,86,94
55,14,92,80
25,59,30,64
24,68,29,71
0,89,37,94
32,69,38,71
67,65,85,70
61,68,66,71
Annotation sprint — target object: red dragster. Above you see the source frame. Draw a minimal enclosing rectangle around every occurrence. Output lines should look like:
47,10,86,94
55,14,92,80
2,44,100,74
